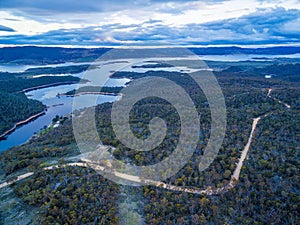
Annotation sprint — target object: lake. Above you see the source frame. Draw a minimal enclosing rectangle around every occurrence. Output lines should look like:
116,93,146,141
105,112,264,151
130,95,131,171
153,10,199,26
1,53,300,73
0,53,299,152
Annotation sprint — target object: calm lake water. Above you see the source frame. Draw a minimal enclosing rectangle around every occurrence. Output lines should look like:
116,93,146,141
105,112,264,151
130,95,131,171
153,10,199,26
0,61,91,73
0,60,131,151
0,86,122,152
0,53,299,152
1,53,300,73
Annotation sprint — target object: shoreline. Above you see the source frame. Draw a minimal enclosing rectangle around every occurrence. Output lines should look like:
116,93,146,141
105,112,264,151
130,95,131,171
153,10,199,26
0,81,79,142
57,91,121,97
17,81,79,93
0,110,46,140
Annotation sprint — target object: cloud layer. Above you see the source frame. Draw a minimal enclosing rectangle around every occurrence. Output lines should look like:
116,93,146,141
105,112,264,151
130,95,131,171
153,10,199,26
0,0,299,45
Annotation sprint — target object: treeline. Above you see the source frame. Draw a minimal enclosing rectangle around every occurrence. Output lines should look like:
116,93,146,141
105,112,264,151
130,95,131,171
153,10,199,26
23,64,91,76
132,63,174,68
0,70,80,136
63,86,123,96
0,92,45,135
0,74,80,93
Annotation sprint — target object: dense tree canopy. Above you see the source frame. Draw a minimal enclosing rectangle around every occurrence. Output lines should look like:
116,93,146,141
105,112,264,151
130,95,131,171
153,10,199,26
0,60,299,224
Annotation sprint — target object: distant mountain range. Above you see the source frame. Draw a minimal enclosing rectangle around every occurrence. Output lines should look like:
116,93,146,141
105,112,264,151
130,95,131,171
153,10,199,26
0,46,111,64
0,46,299,64
189,46,300,55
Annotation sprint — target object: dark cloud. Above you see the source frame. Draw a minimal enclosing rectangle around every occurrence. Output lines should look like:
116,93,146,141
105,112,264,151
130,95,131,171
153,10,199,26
0,0,128,14
0,0,200,14
201,7,299,33
0,25,15,32
4,18,21,22
197,7,300,43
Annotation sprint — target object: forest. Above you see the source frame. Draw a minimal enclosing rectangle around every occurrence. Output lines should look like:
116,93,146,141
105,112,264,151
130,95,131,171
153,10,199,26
0,70,80,136
62,86,123,96
0,92,45,136
0,61,299,224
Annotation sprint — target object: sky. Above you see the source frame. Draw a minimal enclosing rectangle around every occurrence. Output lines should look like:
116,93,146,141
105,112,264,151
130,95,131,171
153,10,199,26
0,0,299,46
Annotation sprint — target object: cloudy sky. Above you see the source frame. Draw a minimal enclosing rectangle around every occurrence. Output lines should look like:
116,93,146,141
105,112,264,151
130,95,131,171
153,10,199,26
0,0,299,46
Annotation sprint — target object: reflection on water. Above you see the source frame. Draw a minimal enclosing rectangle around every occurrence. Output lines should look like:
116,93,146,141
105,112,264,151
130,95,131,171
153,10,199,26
1,53,299,151
0,58,134,151
1,53,300,73
0,77,128,152
0,61,94,73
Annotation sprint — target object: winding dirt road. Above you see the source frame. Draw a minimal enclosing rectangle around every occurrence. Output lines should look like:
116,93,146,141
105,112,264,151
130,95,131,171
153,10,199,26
231,117,260,182
0,88,288,195
0,116,262,195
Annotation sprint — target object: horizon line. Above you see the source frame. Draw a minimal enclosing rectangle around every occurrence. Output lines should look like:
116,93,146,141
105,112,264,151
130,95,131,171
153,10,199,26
1,43,300,49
